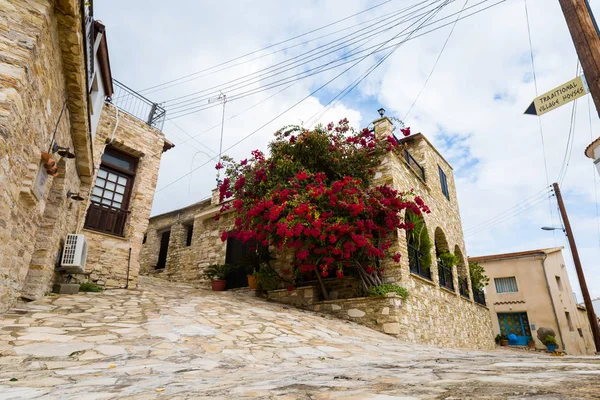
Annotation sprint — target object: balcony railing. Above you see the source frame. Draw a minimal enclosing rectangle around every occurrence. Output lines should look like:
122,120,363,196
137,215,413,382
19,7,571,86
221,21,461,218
459,277,469,298
84,201,129,237
404,149,425,181
474,289,486,306
438,260,454,291
408,243,431,280
110,79,166,131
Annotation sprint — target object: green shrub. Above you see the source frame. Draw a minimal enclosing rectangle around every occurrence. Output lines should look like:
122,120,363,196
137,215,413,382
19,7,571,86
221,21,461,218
78,281,102,293
469,260,489,292
368,284,408,299
253,267,280,291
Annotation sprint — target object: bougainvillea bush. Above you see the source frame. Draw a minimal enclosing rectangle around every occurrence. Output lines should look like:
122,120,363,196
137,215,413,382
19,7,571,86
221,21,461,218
216,119,430,298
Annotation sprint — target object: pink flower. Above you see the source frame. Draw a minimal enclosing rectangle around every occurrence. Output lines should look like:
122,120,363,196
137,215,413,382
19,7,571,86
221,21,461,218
400,127,411,137
336,270,344,278
220,231,228,242
392,253,401,263
215,162,224,170
240,159,248,166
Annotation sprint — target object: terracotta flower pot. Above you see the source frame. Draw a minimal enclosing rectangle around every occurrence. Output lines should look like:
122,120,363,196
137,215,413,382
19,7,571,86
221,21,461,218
211,279,227,291
528,340,535,349
500,339,509,346
247,275,258,290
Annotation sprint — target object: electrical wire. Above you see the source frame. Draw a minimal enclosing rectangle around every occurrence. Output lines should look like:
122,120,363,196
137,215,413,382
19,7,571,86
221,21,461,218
465,192,553,237
167,0,499,120
404,0,468,120
155,0,506,193
156,2,449,194
140,1,438,96
524,0,556,244
137,0,396,93
557,61,581,185
464,186,551,233
305,0,452,127
163,0,448,106
589,95,600,257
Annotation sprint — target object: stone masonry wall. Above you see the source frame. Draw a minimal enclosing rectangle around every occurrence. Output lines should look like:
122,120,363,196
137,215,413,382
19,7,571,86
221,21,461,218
0,1,87,310
80,103,168,288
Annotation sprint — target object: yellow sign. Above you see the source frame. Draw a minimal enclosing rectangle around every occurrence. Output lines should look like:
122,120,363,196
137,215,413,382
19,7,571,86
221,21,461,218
524,76,588,116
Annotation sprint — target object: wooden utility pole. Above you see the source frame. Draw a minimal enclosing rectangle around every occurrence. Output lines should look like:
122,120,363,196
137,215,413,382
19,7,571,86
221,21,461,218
553,182,600,352
559,0,600,117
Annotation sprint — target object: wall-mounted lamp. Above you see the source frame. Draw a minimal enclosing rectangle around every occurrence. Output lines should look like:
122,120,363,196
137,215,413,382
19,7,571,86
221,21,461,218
52,143,76,159
377,108,385,117
66,191,85,201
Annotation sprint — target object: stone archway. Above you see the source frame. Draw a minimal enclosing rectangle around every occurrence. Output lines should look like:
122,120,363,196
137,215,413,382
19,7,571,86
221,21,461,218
434,227,453,290
454,245,470,298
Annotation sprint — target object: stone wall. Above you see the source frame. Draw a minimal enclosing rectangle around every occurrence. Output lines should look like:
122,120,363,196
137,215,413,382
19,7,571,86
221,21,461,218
0,0,88,310
80,103,168,288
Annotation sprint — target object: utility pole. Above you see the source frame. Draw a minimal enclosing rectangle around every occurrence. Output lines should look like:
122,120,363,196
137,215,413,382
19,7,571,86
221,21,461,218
558,0,600,117
553,182,600,352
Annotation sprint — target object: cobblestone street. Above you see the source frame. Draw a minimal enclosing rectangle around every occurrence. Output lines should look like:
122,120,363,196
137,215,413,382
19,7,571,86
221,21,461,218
1,277,599,399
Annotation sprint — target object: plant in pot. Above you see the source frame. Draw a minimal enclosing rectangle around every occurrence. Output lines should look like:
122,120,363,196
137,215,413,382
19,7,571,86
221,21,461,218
527,338,536,350
495,334,508,346
203,264,231,291
544,335,558,352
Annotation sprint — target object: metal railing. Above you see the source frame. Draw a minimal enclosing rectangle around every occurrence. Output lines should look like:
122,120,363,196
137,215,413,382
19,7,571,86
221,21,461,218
110,79,166,131
459,277,469,298
404,149,425,181
84,201,129,237
438,260,454,291
474,289,486,306
408,243,431,280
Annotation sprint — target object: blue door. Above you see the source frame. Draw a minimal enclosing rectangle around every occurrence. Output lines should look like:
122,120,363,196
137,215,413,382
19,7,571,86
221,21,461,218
497,312,532,346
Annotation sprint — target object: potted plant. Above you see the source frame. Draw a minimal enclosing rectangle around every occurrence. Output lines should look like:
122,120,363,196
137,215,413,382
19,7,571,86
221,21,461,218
496,334,508,346
527,338,536,350
247,271,258,289
544,335,558,352
203,264,230,291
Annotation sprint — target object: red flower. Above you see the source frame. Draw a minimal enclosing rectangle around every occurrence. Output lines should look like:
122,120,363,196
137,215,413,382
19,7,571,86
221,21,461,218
392,253,401,263
234,176,246,190
296,171,309,181
220,231,228,242
336,270,344,278
240,159,248,166
287,285,295,291
215,162,224,170
400,127,411,137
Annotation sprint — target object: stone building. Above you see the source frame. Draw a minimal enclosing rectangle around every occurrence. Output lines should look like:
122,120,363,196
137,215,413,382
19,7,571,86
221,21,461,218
140,115,494,350
470,247,596,355
0,0,171,312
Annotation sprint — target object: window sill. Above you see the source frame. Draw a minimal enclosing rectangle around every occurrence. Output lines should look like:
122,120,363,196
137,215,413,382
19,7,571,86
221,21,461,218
410,272,435,286
439,285,457,295
82,228,128,241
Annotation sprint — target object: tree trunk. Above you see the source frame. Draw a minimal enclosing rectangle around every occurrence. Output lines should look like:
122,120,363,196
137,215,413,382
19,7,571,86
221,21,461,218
315,269,330,300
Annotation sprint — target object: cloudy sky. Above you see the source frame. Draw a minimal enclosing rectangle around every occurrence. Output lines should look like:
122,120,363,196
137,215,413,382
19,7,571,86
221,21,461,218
96,0,600,300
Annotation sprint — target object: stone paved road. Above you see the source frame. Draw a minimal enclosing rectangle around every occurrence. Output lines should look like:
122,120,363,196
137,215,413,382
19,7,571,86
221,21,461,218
1,277,599,399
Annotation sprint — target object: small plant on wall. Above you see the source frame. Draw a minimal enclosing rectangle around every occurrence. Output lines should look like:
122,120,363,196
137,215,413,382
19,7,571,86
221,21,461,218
438,251,459,268
215,119,430,299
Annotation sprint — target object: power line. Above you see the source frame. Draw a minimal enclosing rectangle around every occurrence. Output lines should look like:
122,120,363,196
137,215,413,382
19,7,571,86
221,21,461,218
404,0,468,120
163,0,447,106
137,0,395,94
166,0,499,120
305,0,453,127
140,1,438,97
464,186,551,233
557,61,581,186
168,119,218,155
155,0,507,194
524,0,557,244
156,2,450,194
465,192,553,237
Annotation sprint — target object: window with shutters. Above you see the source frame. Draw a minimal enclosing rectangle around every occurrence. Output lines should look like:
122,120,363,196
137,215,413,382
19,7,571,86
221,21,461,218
439,165,450,200
494,277,518,293
84,148,136,236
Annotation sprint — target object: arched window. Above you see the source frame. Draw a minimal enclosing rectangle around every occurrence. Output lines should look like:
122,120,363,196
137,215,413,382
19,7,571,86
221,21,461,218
455,245,469,298
435,228,454,291
406,211,432,280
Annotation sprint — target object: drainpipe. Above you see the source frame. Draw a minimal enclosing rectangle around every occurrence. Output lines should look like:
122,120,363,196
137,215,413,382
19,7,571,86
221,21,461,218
541,254,566,352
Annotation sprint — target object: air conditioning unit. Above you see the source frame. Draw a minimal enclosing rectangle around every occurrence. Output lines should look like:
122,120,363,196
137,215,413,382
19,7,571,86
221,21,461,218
61,234,88,270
